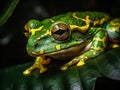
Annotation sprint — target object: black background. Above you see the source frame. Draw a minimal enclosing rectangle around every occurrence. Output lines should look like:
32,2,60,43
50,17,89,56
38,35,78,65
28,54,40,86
0,0,120,89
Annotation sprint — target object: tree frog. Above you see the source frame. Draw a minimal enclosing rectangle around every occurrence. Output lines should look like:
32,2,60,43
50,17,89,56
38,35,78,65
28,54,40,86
23,11,120,75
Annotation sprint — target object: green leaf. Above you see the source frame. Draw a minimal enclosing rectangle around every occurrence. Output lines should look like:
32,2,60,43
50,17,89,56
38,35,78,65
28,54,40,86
0,0,19,26
0,48,120,90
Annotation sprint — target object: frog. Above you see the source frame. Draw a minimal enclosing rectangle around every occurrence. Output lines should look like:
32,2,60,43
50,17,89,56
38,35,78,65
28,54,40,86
23,11,120,76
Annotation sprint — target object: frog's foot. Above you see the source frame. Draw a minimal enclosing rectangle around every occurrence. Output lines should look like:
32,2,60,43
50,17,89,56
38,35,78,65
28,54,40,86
60,65,68,71
60,57,81,71
23,57,51,76
60,59,85,71
60,55,88,71
23,63,47,76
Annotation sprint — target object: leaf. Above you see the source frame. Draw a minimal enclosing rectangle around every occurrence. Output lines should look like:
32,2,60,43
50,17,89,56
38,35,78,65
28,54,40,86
0,0,19,26
0,48,120,90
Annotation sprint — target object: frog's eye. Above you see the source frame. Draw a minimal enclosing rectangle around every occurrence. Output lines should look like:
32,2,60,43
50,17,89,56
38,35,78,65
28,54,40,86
24,20,41,38
51,23,70,41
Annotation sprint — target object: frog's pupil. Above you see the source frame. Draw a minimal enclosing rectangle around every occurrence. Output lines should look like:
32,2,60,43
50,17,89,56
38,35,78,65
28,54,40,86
53,29,68,36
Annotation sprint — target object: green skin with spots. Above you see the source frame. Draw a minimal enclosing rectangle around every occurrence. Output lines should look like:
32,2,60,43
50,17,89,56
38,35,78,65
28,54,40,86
23,11,120,75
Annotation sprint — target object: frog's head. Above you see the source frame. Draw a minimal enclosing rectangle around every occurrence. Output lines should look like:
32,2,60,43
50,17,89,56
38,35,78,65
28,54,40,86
24,19,89,59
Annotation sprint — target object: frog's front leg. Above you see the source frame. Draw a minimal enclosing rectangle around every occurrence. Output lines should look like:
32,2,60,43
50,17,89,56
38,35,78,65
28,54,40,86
23,56,51,75
61,28,108,70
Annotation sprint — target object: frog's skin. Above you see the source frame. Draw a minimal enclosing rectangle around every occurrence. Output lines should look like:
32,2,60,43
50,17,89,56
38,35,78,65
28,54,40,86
23,11,120,75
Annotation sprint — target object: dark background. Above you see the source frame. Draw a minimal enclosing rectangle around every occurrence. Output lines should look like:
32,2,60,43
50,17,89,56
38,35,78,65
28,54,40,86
0,0,120,89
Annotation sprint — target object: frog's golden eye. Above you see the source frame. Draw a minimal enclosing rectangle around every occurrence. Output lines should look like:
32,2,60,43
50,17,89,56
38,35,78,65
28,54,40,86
51,23,70,41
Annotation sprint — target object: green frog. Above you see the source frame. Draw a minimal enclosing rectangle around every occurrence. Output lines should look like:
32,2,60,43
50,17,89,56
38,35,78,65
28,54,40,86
23,11,120,75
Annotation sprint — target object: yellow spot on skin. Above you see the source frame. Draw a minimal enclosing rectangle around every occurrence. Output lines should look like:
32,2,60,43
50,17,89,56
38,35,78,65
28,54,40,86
30,26,44,36
70,25,88,33
46,30,51,35
79,55,88,60
71,13,91,33
110,19,120,27
110,43,119,48
92,16,110,26
77,59,85,66
77,41,80,44
100,16,110,24
40,49,44,54
50,19,54,23
91,46,104,51
93,36,107,47
93,52,96,55
56,45,61,51
31,52,37,54
71,13,110,33
34,30,51,42
92,16,110,25
76,55,88,66
108,27,120,32
93,20,100,25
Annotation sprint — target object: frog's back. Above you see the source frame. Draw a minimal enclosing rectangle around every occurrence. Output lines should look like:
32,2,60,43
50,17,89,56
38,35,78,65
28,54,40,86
50,11,110,27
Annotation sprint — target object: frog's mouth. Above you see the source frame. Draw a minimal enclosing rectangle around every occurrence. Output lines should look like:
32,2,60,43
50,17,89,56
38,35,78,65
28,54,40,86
30,42,91,60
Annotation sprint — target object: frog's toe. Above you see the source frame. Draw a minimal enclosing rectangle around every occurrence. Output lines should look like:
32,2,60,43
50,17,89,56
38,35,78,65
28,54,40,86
40,67,47,73
23,69,31,76
77,60,85,66
60,65,68,71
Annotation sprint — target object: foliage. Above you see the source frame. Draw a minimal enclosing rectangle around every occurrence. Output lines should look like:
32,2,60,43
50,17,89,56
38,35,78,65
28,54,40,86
0,48,120,90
